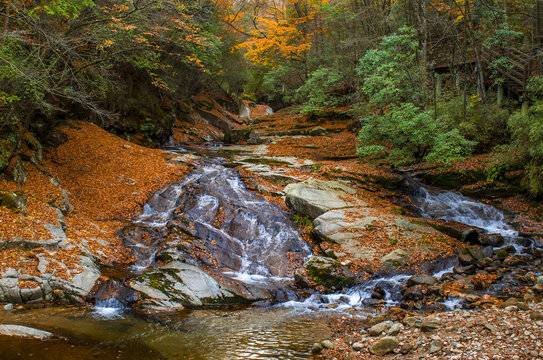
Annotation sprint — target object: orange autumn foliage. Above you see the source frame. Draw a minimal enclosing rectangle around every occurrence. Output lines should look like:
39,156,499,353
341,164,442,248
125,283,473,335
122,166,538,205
219,0,330,68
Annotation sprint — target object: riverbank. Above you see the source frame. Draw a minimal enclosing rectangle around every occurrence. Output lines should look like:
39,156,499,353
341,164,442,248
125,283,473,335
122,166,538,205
217,106,543,359
0,121,188,303
322,302,543,359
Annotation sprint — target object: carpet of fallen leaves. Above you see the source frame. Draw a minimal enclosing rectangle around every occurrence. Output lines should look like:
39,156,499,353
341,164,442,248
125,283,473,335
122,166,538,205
1,120,189,282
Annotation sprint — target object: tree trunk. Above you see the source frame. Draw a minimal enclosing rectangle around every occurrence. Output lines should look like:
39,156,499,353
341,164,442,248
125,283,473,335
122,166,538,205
3,1,10,34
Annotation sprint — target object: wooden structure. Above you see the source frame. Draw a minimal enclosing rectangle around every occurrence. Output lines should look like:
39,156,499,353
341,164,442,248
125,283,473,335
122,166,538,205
429,43,540,97
480,47,540,95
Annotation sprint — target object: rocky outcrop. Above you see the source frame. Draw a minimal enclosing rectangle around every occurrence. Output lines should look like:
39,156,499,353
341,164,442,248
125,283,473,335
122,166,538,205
284,180,361,219
0,173,101,304
283,179,458,272
0,254,100,304
239,101,273,122
127,261,247,310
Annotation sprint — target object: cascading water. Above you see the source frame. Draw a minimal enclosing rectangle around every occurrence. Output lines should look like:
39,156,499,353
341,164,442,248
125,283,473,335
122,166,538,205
285,183,527,313
410,186,526,252
412,187,517,237
90,278,139,318
137,159,312,281
282,274,412,312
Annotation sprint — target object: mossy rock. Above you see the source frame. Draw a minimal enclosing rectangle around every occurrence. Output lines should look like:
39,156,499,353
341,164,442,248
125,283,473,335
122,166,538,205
417,170,485,191
304,256,356,292
224,128,252,144
0,191,26,213
370,174,405,190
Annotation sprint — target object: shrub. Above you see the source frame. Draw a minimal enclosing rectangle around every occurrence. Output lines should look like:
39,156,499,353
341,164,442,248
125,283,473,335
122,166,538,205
356,26,428,108
357,103,475,166
505,77,543,196
438,94,510,152
296,67,347,114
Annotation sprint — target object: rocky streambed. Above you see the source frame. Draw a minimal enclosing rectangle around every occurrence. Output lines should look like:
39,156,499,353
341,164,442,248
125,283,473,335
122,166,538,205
2,144,543,359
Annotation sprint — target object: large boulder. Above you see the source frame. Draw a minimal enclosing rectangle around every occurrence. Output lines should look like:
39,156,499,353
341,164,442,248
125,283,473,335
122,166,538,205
313,209,377,243
313,209,378,261
128,261,248,310
284,180,361,219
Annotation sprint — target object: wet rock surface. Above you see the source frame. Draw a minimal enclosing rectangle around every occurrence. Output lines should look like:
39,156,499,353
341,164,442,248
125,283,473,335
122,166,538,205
0,324,55,340
284,180,359,219
127,261,244,309
96,158,314,311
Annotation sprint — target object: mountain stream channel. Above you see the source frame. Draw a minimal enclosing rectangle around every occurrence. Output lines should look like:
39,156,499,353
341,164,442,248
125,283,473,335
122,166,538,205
1,145,541,359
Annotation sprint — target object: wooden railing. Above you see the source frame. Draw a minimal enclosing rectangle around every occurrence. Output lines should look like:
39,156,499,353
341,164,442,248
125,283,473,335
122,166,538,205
479,46,538,95
428,38,540,95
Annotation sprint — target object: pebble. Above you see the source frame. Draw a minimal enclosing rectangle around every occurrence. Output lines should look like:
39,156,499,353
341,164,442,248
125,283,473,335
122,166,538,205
369,321,393,336
369,336,399,356
321,339,334,350
3,303,13,311
352,342,364,351
429,340,443,354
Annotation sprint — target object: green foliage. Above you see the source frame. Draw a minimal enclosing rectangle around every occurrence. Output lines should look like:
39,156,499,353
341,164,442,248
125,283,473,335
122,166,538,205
505,76,543,196
356,26,428,108
487,164,507,183
296,67,346,114
293,214,313,230
40,0,95,18
357,103,475,166
0,0,232,150
437,94,509,152
258,65,300,105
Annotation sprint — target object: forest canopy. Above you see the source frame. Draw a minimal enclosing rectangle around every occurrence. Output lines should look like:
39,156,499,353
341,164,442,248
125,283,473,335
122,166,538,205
1,0,543,194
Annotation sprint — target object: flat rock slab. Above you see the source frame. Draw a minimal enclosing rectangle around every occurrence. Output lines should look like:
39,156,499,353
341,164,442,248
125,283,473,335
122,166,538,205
285,180,362,219
128,261,245,310
0,325,53,339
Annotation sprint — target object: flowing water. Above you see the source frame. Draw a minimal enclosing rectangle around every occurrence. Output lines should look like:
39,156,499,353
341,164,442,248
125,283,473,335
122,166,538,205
136,159,311,279
1,151,534,359
412,187,518,238
410,186,529,252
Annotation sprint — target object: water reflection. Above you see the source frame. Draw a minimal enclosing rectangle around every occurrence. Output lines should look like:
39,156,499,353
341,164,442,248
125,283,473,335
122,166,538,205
0,306,331,360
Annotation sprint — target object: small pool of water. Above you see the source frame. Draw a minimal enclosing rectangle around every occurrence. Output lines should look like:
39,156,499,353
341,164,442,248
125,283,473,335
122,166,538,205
0,306,332,360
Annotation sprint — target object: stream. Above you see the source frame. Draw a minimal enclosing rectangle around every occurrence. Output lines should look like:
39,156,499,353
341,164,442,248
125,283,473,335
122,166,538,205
1,149,539,359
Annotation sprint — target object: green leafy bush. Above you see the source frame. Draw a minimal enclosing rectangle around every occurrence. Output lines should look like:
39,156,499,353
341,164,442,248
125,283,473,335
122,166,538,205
438,94,510,152
356,26,428,108
296,67,346,114
357,103,475,166
505,76,543,196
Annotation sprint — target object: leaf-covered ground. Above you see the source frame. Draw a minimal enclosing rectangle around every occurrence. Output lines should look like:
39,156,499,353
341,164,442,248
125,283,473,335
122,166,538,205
0,121,188,282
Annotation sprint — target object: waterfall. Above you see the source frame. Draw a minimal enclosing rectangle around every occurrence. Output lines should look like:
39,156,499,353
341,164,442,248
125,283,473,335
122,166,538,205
134,159,312,280
411,187,518,238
